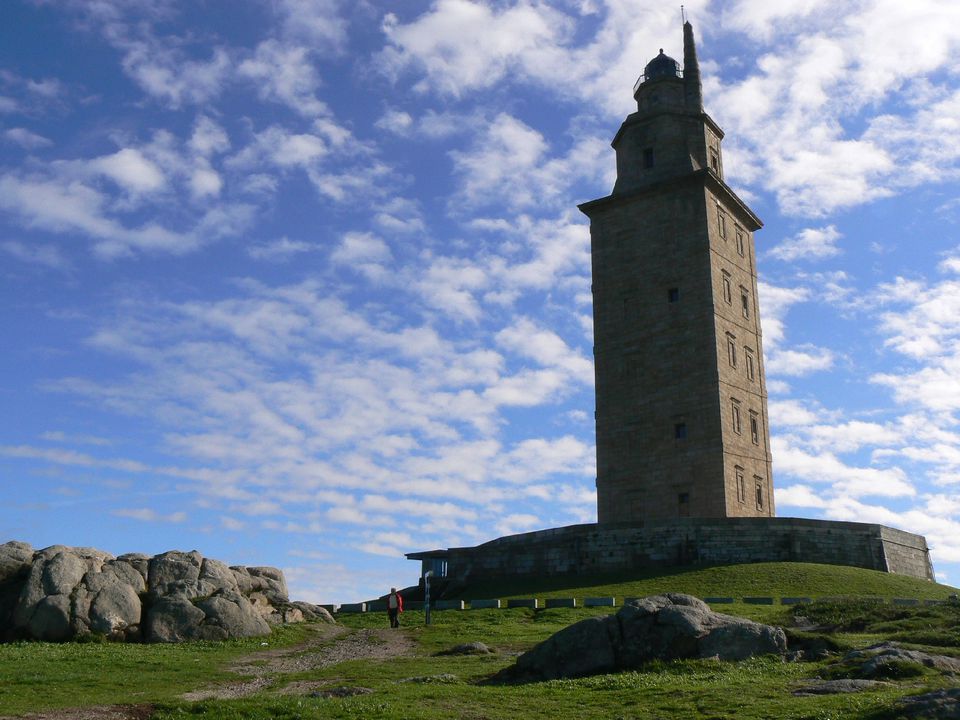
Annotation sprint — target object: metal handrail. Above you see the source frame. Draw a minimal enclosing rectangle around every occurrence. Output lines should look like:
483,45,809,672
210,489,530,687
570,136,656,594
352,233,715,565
633,68,684,95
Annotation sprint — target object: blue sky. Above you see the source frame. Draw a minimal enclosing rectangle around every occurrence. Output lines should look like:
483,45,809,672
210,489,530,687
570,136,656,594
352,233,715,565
3,0,960,603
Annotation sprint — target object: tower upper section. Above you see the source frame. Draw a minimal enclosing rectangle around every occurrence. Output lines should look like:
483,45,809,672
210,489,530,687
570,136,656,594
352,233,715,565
613,21,722,195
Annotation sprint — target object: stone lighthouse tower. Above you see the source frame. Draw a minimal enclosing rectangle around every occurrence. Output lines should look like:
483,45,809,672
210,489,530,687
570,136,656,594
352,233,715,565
579,22,774,523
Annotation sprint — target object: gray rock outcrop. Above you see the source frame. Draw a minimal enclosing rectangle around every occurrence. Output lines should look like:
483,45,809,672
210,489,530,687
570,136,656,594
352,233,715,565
513,593,787,680
0,540,332,643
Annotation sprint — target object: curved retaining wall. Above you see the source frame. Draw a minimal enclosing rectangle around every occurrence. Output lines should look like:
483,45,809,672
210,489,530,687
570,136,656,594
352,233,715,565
414,517,934,583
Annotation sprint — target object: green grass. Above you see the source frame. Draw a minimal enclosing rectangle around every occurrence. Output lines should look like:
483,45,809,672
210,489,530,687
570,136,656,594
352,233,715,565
450,561,955,605
0,624,312,715
0,563,957,719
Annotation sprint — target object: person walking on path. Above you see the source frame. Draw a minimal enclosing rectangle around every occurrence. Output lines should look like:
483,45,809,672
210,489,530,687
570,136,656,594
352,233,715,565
387,587,403,628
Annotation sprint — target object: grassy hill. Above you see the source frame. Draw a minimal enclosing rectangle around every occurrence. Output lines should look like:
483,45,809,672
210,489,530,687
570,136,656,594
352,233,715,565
0,562,956,719
448,561,953,604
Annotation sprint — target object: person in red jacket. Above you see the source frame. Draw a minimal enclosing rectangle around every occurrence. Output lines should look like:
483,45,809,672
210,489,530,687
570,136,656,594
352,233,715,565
387,587,403,628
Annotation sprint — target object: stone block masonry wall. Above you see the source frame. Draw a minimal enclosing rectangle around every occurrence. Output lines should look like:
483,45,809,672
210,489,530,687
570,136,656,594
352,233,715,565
440,518,934,582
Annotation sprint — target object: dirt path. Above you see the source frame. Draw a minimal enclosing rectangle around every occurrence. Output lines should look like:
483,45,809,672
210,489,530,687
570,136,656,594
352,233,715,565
3,624,417,719
183,624,416,700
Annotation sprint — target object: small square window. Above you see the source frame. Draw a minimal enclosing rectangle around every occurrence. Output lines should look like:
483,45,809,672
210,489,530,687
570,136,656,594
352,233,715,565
668,287,679,302
678,492,689,504
643,147,655,168
674,422,687,440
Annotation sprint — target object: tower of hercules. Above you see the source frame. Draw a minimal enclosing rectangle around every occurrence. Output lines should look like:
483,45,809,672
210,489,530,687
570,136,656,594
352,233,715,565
579,22,774,523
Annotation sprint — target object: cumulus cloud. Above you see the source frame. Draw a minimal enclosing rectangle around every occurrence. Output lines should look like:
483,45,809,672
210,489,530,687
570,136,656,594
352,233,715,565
767,225,842,262
4,127,53,149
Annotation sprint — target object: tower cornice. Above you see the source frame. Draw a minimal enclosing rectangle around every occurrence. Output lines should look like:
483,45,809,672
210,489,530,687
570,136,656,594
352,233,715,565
578,168,762,232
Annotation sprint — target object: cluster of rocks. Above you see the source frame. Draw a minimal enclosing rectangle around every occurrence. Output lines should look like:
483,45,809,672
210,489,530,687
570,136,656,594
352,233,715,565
0,541,331,643
512,593,787,680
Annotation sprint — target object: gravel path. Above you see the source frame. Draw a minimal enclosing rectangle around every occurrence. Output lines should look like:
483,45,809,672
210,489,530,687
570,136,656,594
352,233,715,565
183,624,416,700
3,624,417,719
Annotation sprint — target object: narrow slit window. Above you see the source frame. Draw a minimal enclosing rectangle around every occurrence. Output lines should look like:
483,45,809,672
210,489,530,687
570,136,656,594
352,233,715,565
736,467,745,503
745,348,756,381
668,287,680,303
740,287,750,319
674,422,687,440
726,334,737,367
717,207,727,239
755,477,764,509
731,401,742,434
722,272,732,304
750,412,760,445
643,147,655,168
735,227,745,257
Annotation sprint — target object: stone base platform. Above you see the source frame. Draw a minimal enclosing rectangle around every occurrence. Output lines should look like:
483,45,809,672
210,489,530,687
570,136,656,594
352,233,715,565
407,517,934,583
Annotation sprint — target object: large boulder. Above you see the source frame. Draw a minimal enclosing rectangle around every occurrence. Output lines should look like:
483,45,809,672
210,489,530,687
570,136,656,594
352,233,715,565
12,545,113,642
73,560,146,640
0,540,310,643
514,593,787,680
0,542,34,640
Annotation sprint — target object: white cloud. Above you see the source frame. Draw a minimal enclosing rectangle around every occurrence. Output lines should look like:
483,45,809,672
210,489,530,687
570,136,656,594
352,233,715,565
92,148,166,194
767,225,841,262
112,507,187,523
247,237,315,262
4,127,52,149
381,1,574,97
766,345,834,377
275,0,347,52
774,484,827,509
238,40,328,118
1,240,70,270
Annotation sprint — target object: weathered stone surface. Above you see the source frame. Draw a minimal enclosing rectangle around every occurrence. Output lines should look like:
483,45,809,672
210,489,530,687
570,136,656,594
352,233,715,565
198,558,240,597
0,541,33,581
194,592,271,640
146,596,207,642
0,541,34,636
514,593,786,680
247,566,288,603
148,550,202,599
438,641,493,656
0,541,311,643
793,679,889,696
291,601,334,624
895,688,960,719
831,642,960,680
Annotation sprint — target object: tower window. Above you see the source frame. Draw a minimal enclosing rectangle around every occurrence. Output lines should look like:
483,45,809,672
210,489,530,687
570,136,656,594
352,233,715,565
731,399,742,434
678,492,690,517
722,272,732,304
667,287,679,302
726,333,737,367
643,147,655,168
711,150,720,174
740,287,750,318
674,422,687,440
717,208,727,239
750,412,760,445
735,227,745,257
745,348,756,381
736,466,745,503
755,477,764,509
